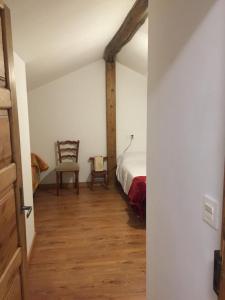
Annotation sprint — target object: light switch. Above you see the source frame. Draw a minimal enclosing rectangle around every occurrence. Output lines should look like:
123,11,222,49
203,195,219,230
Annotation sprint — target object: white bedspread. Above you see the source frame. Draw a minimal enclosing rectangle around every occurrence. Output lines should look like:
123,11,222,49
116,152,146,195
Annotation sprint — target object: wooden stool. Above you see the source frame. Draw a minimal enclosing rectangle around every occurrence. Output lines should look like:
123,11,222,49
89,157,108,190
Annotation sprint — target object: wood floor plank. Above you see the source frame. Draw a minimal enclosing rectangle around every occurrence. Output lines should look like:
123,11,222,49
28,187,146,300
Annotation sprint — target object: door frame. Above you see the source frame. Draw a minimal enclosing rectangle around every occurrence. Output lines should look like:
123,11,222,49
218,167,225,299
0,3,28,299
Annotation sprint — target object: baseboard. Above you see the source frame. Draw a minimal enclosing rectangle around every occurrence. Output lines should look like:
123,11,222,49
27,232,36,264
39,182,89,190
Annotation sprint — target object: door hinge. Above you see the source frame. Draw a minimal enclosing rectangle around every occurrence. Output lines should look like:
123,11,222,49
214,250,222,295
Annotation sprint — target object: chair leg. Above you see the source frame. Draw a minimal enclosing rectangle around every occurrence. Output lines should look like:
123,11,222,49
60,172,63,188
104,173,108,189
75,171,79,195
91,174,94,190
74,172,76,189
56,172,59,196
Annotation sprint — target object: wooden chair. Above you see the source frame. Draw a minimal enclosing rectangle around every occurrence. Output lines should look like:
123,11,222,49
56,140,80,195
89,156,108,190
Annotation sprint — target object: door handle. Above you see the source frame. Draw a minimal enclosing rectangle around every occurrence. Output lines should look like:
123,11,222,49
21,205,32,218
213,250,222,295
20,187,33,218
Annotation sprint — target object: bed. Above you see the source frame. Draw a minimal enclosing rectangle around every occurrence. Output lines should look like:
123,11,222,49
116,152,146,217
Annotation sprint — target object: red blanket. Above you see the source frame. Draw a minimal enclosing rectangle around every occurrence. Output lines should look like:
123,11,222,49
128,176,146,218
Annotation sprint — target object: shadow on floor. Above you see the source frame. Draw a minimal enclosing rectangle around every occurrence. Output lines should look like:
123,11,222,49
115,182,146,230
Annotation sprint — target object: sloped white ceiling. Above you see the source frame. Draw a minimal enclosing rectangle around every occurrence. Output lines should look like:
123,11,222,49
117,19,148,76
5,0,148,90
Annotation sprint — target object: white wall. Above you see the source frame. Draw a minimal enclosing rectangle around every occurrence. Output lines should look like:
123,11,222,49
28,60,106,183
14,53,35,255
116,63,147,155
147,1,225,300
28,59,147,183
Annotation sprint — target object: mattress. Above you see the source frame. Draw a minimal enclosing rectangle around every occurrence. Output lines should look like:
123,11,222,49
116,152,146,194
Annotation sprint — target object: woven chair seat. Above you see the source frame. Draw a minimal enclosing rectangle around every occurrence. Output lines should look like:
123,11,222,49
56,162,79,172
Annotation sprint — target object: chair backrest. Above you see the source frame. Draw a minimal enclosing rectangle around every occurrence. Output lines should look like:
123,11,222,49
57,140,80,163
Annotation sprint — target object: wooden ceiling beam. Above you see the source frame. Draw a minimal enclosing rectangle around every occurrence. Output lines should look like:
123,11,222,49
104,0,148,183
104,0,148,62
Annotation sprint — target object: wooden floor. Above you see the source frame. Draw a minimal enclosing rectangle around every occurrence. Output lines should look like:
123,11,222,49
28,186,146,300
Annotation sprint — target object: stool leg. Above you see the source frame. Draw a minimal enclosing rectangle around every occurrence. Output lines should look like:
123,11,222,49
91,174,94,190
104,173,108,189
